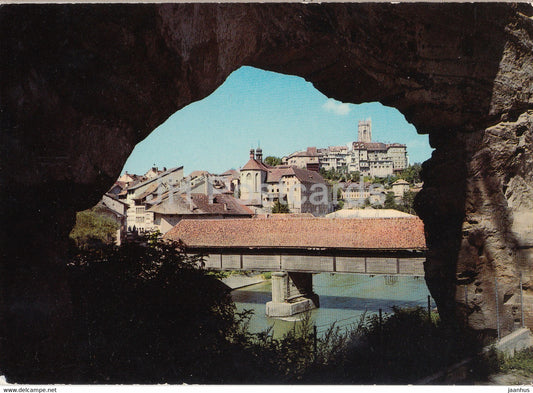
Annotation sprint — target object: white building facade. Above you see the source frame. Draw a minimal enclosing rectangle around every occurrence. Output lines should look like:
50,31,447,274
240,149,332,216
285,119,408,178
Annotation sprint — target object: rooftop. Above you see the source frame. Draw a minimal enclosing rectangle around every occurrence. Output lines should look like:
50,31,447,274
241,158,270,171
327,145,348,152
128,166,183,191
220,169,240,179
148,193,254,216
188,170,211,179
352,142,388,151
163,216,426,250
326,209,415,219
288,147,320,157
266,166,326,185
393,179,410,185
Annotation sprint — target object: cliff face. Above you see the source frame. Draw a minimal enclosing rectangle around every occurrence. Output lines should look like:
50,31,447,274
458,112,533,334
1,3,532,381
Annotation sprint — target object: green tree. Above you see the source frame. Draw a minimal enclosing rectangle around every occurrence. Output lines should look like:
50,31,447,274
69,207,119,249
264,156,282,166
68,237,237,383
272,200,290,213
350,171,360,182
399,163,422,185
385,175,399,187
384,192,398,209
397,190,418,215
336,187,344,201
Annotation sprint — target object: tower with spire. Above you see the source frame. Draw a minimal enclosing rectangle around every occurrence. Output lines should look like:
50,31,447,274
239,146,268,206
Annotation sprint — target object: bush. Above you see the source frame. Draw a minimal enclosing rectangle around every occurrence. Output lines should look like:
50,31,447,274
70,207,119,248
67,237,237,383
501,347,533,374
272,200,290,213
301,307,482,384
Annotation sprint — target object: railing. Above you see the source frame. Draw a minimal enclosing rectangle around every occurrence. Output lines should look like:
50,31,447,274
461,271,530,338
313,293,437,335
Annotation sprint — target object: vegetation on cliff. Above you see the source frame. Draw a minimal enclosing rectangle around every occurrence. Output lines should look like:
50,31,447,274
69,206,119,248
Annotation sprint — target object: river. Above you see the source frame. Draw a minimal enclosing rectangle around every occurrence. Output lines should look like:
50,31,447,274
231,273,436,338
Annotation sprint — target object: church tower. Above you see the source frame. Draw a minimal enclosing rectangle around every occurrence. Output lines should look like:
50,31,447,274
358,119,372,143
240,148,267,206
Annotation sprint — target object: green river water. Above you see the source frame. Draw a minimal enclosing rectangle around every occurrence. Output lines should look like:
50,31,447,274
231,273,436,338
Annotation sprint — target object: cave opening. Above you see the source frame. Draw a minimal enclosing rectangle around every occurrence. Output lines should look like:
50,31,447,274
2,2,531,383
120,66,433,178
69,65,436,340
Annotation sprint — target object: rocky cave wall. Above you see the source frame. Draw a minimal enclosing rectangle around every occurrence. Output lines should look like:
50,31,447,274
1,3,532,381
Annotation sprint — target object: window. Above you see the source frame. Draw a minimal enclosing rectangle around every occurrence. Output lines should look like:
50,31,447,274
136,207,144,214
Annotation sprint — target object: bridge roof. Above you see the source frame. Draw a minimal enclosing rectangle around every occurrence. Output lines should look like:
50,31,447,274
163,217,426,250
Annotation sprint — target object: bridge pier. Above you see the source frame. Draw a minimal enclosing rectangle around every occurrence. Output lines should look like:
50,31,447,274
266,272,319,317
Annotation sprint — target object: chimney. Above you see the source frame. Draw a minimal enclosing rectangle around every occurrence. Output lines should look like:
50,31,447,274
250,148,255,159
256,147,263,162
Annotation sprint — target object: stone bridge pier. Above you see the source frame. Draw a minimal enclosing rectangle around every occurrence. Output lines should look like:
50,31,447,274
266,272,319,317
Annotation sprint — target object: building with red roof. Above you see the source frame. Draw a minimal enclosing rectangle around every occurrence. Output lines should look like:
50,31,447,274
284,119,408,178
164,216,426,251
239,148,332,216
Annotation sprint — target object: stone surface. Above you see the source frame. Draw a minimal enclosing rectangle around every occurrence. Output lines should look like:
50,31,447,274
220,273,266,290
266,298,317,318
1,2,532,382
494,327,533,357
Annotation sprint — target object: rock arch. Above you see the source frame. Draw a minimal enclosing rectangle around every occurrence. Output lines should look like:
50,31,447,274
1,3,532,381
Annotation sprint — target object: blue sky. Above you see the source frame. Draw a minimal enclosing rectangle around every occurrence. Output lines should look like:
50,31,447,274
122,66,433,176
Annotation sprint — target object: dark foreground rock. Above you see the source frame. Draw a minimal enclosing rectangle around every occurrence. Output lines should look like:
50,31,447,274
1,3,532,382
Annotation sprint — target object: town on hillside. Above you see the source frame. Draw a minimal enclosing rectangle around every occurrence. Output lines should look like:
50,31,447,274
72,119,423,247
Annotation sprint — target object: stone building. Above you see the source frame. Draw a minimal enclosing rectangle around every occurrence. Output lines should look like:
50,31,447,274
319,145,349,171
392,179,410,197
116,166,253,234
282,147,321,172
387,143,409,172
95,193,129,245
144,166,165,179
338,181,386,207
147,192,254,234
240,149,332,216
240,148,270,206
124,166,184,232
218,169,240,194
285,119,408,177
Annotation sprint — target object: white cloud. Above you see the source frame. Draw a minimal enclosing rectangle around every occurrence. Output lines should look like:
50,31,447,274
322,99,351,116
